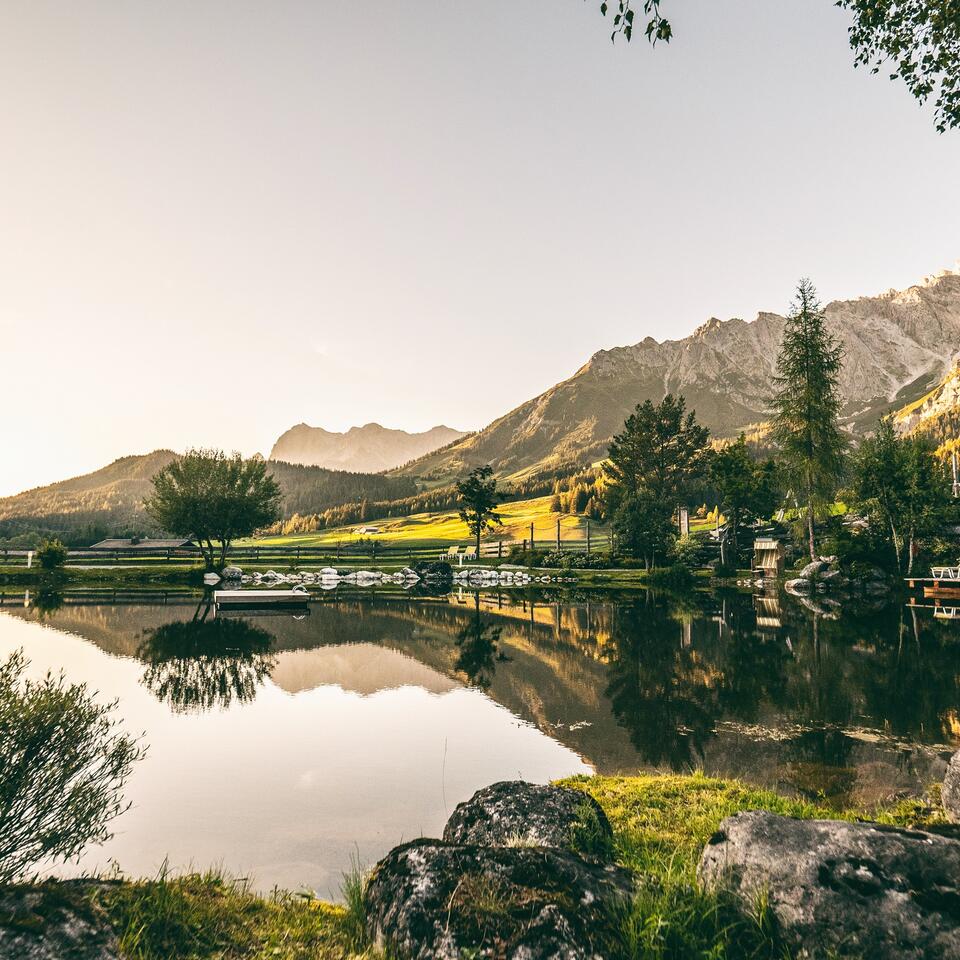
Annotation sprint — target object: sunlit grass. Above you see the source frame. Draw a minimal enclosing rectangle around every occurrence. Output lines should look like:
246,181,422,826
244,495,610,548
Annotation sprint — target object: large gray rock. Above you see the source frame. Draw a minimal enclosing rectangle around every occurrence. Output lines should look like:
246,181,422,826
699,810,960,959
800,560,830,579
943,751,960,822
364,839,633,960
442,781,613,858
0,882,119,960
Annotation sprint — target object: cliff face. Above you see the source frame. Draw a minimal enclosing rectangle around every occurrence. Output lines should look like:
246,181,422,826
400,267,960,483
895,362,960,449
270,423,466,473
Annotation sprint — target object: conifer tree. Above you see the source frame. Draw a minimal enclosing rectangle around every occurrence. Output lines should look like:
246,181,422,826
772,279,847,560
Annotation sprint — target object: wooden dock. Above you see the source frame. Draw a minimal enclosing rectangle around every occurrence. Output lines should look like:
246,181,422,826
213,588,310,609
906,568,960,600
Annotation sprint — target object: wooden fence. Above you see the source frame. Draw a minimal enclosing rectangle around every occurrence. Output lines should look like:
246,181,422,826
0,533,613,567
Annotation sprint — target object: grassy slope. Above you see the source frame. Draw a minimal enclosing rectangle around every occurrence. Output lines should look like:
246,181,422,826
31,773,941,960
247,495,610,548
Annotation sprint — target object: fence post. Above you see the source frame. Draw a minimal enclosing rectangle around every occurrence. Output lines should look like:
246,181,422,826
498,540,503,559
530,522,534,553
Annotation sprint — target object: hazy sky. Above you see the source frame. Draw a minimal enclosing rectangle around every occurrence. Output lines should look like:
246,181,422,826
2,0,959,495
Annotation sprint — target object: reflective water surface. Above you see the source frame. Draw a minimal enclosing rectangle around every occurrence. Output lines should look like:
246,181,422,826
1,588,957,895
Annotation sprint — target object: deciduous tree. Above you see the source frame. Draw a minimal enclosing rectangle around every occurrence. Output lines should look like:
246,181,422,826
594,1,960,132
456,465,504,559
145,450,283,570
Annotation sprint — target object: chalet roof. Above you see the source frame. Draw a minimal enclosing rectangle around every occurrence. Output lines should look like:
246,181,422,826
90,538,194,550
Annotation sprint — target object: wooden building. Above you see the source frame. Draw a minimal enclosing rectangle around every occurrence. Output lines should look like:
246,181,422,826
752,537,785,578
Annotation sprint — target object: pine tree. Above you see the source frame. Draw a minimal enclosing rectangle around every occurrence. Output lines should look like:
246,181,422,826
772,279,847,560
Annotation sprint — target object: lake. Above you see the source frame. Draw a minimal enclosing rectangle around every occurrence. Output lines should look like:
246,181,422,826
1,587,957,898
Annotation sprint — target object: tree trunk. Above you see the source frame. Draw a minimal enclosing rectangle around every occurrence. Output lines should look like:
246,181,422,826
890,519,902,572
475,527,480,562
807,501,816,561
907,526,915,575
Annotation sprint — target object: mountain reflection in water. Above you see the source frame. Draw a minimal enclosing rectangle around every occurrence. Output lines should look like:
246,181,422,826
0,588,957,891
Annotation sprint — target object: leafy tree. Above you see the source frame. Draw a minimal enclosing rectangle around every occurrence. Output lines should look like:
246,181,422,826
595,1,960,132
36,537,68,570
145,450,283,570
456,465,504,558
849,418,911,569
0,649,143,883
607,394,710,507
900,433,952,573
772,280,847,560
605,394,710,563
611,492,675,568
709,435,779,558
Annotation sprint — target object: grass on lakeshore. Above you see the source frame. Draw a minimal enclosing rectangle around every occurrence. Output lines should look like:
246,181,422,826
30,772,939,960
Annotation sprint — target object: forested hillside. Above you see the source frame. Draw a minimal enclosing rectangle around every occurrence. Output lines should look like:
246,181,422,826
0,452,418,545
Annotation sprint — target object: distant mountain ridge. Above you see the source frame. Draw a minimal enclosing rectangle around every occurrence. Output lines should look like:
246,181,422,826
398,265,960,483
270,422,466,473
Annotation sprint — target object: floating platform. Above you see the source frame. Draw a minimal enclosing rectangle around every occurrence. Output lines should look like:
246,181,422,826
213,588,310,609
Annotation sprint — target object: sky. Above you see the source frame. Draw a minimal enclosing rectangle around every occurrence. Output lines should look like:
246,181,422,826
1,0,959,496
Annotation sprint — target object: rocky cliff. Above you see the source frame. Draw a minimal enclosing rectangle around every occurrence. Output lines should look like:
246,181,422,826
400,266,960,482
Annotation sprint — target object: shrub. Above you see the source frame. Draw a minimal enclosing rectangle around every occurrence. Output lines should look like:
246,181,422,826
36,538,68,570
540,551,611,570
672,534,702,569
0,650,143,882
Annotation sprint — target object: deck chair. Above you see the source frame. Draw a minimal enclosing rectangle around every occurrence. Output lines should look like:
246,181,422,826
444,545,460,562
463,546,478,562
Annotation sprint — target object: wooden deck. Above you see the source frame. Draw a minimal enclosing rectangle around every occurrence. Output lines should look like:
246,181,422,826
905,575,960,600
213,588,310,609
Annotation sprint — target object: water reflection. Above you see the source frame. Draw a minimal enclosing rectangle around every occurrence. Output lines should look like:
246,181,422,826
2,587,960,808
136,604,275,713
454,595,508,690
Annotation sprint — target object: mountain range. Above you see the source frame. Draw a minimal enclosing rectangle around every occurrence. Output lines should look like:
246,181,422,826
270,423,466,473
3,262,960,540
398,266,960,483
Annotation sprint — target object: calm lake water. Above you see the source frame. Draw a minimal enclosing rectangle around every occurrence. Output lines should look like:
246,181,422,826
1,587,958,896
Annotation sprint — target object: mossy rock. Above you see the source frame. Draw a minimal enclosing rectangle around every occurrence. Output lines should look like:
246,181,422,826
442,781,614,859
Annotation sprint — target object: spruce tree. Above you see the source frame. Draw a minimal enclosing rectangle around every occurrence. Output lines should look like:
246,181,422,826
772,279,847,560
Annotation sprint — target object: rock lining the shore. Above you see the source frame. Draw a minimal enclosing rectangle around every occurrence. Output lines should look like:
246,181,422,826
699,810,960,959
0,882,119,960
442,780,613,858
365,781,629,958
364,839,634,960
943,751,960,823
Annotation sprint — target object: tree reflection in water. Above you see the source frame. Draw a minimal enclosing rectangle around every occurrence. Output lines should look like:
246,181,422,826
605,592,718,769
137,606,276,713
454,594,507,690
602,589,960,773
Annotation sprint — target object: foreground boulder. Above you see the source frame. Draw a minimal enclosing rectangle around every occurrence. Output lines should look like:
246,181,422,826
943,751,960,822
365,839,633,960
0,882,118,960
699,810,960,959
442,781,613,858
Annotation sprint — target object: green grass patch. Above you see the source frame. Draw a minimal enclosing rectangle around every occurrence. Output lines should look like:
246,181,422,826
559,771,945,959
10,773,946,959
100,867,359,960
